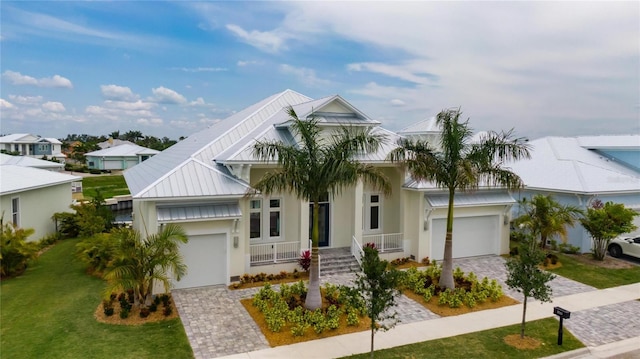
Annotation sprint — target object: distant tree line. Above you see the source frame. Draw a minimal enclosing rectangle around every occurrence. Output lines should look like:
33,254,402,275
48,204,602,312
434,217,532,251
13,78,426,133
61,130,183,163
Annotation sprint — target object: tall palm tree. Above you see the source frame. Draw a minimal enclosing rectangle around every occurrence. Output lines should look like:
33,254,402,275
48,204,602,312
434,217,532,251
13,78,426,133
104,223,188,307
389,108,530,290
514,194,583,249
251,106,391,310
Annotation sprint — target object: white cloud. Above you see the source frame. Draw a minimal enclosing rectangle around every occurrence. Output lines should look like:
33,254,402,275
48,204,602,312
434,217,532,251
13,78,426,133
8,95,43,105
100,84,140,102
237,60,261,67
2,70,73,88
390,99,405,107
0,99,15,109
190,97,205,106
226,24,287,53
137,118,164,125
171,67,227,72
42,101,66,112
348,62,436,85
103,100,155,111
279,64,330,87
151,86,187,104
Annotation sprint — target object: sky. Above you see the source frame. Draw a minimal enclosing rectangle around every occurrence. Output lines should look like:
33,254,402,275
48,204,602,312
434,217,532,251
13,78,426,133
1,1,638,141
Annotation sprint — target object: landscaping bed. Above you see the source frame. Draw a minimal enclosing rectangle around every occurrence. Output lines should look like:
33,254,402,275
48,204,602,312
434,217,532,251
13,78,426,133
95,292,179,325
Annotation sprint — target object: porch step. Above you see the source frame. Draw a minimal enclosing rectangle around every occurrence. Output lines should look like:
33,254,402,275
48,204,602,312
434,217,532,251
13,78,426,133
319,247,361,276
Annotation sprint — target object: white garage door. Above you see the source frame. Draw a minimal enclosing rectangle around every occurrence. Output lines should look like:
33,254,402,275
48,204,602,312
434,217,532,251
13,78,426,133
174,233,227,289
104,160,122,170
125,159,138,169
431,215,499,260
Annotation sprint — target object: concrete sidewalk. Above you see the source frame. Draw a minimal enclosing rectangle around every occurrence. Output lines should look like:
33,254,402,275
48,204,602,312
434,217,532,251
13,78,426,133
219,283,640,359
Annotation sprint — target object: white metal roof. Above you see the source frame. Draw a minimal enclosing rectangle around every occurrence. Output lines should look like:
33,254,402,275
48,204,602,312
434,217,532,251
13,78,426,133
508,136,640,194
86,143,159,157
398,117,439,135
0,154,64,170
157,203,241,222
0,165,81,195
426,191,516,208
0,133,39,143
576,135,640,150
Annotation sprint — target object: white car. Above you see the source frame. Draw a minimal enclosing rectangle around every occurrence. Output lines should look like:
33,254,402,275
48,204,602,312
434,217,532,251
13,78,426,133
608,235,640,259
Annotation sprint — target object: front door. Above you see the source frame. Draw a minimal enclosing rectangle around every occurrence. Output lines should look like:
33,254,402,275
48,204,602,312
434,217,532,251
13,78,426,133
310,197,330,247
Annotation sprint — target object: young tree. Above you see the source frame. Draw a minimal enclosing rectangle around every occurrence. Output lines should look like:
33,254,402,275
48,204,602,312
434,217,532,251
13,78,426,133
251,106,391,310
505,237,555,338
389,108,530,290
514,194,583,249
104,224,188,307
580,200,638,260
0,218,38,278
355,246,403,359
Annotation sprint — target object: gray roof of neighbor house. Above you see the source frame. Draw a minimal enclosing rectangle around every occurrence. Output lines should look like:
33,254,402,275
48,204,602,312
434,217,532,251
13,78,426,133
0,154,64,170
124,89,400,199
97,139,136,149
85,143,160,157
508,135,640,194
0,165,81,195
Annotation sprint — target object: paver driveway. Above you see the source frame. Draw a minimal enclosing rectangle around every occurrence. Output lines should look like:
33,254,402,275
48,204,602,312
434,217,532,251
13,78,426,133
172,255,639,359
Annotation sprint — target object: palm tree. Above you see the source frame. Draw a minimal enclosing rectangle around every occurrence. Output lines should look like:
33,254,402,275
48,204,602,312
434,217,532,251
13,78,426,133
514,194,583,249
389,108,530,290
104,224,188,307
251,106,391,310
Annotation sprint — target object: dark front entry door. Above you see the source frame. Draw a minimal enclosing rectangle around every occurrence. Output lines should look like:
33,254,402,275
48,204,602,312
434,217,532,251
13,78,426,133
310,202,330,247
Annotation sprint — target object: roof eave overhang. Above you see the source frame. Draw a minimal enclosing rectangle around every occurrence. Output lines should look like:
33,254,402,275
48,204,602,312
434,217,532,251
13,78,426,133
132,194,246,202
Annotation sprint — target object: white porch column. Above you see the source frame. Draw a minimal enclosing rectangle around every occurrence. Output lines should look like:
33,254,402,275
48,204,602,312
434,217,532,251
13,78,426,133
353,179,364,243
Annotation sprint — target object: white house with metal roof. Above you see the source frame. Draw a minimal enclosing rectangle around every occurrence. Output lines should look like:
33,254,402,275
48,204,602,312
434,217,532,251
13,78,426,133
85,143,159,171
0,153,64,171
0,164,80,240
508,135,640,252
124,90,515,289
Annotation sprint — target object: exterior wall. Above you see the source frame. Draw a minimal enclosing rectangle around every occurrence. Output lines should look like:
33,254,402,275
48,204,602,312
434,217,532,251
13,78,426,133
0,183,75,241
87,156,139,170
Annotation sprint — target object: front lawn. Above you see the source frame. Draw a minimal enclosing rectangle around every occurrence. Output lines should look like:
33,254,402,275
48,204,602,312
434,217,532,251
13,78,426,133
548,253,640,289
81,175,130,199
343,318,583,359
0,239,193,359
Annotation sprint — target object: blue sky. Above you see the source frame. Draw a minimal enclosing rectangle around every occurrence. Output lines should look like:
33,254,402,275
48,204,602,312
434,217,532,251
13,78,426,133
1,1,638,140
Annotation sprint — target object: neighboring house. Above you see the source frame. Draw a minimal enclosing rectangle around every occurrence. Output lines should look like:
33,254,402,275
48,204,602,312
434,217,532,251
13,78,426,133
508,135,640,252
0,153,64,171
0,133,66,163
85,143,159,171
0,164,81,241
124,89,515,289
97,138,136,149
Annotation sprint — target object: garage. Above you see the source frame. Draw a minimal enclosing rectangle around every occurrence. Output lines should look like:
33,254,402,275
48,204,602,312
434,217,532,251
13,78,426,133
125,159,138,169
173,233,227,289
104,160,122,170
431,215,499,260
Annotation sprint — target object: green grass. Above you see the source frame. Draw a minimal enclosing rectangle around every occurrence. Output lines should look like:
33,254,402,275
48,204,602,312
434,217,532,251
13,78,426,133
82,175,130,199
0,239,193,359
344,318,583,359
548,253,640,289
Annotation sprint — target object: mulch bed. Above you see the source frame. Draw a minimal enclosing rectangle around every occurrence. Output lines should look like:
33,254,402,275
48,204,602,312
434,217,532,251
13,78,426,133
402,290,519,317
94,295,179,326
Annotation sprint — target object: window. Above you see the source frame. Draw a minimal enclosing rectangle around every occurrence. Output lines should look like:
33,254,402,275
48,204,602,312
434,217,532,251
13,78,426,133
250,200,261,239
365,194,382,233
269,199,281,238
11,197,20,226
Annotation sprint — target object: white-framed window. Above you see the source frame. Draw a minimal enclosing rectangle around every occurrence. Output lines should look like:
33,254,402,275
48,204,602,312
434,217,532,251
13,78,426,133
269,199,281,238
11,197,20,226
364,193,382,233
249,199,262,240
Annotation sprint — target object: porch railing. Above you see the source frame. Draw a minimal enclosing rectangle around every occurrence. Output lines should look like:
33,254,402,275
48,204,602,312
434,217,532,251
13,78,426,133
362,233,403,253
250,241,300,265
351,235,364,266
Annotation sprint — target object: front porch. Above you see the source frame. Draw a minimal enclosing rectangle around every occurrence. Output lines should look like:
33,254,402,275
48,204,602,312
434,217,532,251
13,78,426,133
249,232,405,266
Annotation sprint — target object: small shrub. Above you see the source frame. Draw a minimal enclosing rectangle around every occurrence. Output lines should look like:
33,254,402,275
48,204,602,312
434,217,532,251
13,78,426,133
509,247,519,256
119,308,130,319
139,308,150,318
298,250,311,272
102,299,114,316
558,242,580,254
163,306,173,316
421,257,430,266
149,303,158,312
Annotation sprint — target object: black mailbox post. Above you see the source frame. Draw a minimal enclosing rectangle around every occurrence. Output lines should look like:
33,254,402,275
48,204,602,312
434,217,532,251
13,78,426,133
553,306,571,345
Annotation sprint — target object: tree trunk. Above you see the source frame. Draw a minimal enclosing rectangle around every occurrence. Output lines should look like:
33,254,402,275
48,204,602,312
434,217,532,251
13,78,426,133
540,234,547,249
370,327,375,359
439,188,455,290
305,201,322,310
521,295,528,338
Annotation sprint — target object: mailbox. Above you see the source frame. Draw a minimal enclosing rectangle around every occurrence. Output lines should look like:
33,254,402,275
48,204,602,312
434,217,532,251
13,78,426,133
554,306,571,319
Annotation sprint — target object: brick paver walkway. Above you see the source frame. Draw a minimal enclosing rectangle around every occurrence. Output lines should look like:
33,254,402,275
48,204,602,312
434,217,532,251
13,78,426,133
173,255,639,359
